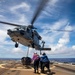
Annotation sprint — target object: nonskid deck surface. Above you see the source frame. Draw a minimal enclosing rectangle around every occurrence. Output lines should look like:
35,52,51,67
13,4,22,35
0,60,75,75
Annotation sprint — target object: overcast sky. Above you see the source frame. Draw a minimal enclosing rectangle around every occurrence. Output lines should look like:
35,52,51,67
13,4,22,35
0,0,75,58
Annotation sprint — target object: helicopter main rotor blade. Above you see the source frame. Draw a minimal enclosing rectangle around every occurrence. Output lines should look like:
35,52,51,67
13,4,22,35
49,28,74,32
0,21,22,27
52,29,73,32
31,0,49,25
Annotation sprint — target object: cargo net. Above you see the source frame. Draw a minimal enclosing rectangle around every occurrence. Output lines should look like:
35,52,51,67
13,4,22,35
21,57,31,66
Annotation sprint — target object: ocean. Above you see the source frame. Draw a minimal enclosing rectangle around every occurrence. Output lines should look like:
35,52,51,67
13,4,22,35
49,58,75,64
0,58,75,64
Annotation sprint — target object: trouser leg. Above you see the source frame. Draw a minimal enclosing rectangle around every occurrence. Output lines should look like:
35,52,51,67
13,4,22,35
46,62,51,72
41,63,45,73
40,62,44,73
34,60,39,73
40,61,42,70
36,62,39,73
34,61,37,73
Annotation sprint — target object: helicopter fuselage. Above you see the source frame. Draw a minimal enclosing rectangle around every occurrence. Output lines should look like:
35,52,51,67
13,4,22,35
7,27,41,49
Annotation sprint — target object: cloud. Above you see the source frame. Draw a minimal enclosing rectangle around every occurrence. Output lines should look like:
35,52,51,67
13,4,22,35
46,44,75,57
0,15,4,18
38,19,75,57
50,0,59,5
0,0,75,58
58,32,70,45
40,19,69,43
56,25,72,48
42,0,59,17
0,30,8,43
0,29,14,46
72,45,75,50
54,31,70,52
12,48,24,54
41,19,68,30
0,2,31,58
0,14,7,21
10,2,30,12
9,2,31,25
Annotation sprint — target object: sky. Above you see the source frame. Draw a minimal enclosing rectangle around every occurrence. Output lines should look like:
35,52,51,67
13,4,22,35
0,0,75,58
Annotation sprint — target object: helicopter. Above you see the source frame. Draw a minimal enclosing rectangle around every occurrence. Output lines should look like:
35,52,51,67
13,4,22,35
0,0,51,51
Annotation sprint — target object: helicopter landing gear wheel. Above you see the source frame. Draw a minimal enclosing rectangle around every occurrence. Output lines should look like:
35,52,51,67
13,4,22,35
15,42,18,48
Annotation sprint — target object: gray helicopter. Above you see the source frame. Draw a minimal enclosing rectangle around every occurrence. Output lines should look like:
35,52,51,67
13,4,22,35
0,0,51,51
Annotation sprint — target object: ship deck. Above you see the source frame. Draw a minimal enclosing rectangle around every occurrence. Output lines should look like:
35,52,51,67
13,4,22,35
0,60,75,75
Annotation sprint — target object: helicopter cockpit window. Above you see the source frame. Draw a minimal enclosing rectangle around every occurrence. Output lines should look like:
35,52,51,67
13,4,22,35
13,28,19,31
16,28,19,30
19,28,24,30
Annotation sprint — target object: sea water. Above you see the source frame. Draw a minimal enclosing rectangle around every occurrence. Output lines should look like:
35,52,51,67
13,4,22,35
49,58,75,64
0,58,75,64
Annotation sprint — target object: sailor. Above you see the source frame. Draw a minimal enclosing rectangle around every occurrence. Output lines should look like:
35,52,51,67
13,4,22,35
40,53,51,73
32,53,40,73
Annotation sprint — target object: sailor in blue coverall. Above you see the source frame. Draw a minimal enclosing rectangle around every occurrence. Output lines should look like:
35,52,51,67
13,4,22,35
40,53,51,73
